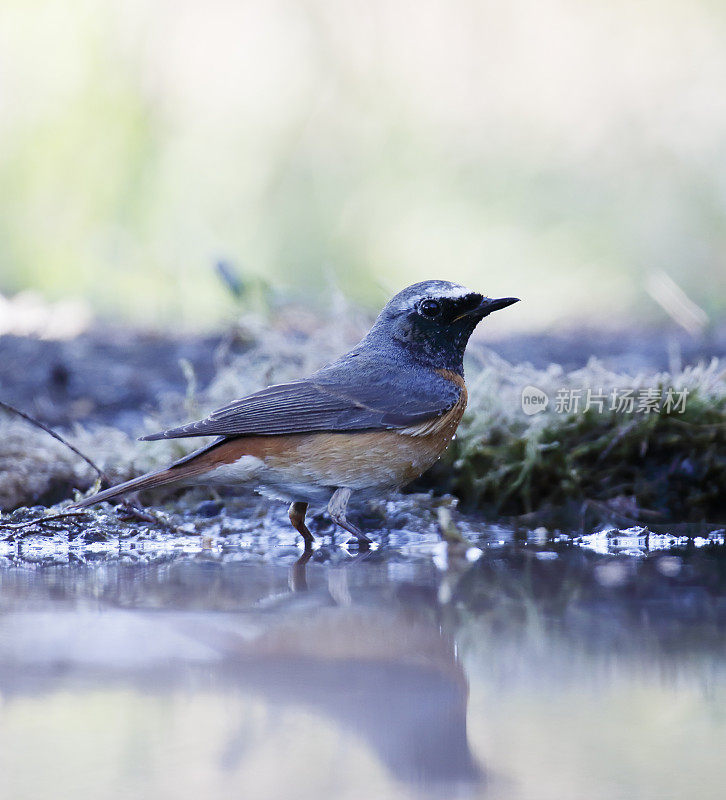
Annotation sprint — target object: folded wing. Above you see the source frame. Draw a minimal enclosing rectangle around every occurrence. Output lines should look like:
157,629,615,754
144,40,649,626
140,372,460,441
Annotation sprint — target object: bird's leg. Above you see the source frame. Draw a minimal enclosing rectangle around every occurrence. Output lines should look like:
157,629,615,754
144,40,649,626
327,488,371,549
288,501,314,548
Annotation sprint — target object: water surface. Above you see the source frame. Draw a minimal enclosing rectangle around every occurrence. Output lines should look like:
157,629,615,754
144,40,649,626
0,510,724,800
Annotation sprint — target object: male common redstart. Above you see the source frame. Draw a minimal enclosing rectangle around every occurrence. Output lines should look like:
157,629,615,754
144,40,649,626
73,281,519,546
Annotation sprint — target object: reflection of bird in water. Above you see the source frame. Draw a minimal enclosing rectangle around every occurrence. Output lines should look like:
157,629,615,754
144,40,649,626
0,553,481,789
221,551,482,786
288,548,313,592
73,281,517,547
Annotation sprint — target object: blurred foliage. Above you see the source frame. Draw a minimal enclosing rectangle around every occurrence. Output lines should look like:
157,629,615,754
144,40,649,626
1,0,725,328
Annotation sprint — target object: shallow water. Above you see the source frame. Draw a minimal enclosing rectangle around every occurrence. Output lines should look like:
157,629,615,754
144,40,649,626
0,502,725,800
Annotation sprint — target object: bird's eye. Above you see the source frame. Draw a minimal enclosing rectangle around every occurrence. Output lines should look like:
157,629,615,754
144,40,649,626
418,299,441,318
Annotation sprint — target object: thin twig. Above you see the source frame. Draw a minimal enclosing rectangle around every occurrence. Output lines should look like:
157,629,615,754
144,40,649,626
0,399,109,484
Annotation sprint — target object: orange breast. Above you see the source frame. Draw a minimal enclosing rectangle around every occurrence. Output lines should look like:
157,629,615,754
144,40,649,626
201,370,468,490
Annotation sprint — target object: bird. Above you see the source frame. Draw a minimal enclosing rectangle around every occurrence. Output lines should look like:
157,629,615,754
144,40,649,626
71,280,519,547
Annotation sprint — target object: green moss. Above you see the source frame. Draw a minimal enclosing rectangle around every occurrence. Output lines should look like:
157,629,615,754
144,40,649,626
445,371,726,521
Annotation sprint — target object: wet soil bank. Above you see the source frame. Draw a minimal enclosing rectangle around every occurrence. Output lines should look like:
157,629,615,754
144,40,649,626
1,319,724,526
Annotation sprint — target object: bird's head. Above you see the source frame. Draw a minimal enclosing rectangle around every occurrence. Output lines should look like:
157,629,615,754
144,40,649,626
367,280,519,373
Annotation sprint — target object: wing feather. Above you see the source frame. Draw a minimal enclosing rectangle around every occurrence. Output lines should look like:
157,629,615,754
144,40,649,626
141,361,461,441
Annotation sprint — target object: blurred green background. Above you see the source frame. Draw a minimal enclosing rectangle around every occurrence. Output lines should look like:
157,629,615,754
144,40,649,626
1,0,725,331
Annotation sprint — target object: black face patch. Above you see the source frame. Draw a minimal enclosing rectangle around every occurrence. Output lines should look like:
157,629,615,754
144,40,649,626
414,292,484,326
447,292,484,322
390,292,487,373
365,283,510,376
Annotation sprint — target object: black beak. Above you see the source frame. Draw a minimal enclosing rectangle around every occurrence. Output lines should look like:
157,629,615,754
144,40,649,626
474,296,520,318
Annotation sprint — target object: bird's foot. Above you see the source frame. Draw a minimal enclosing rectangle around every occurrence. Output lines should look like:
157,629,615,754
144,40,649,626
328,488,374,550
345,534,372,552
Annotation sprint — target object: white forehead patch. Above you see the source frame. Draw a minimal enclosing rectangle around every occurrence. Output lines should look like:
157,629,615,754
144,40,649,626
379,280,480,318
421,282,471,299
